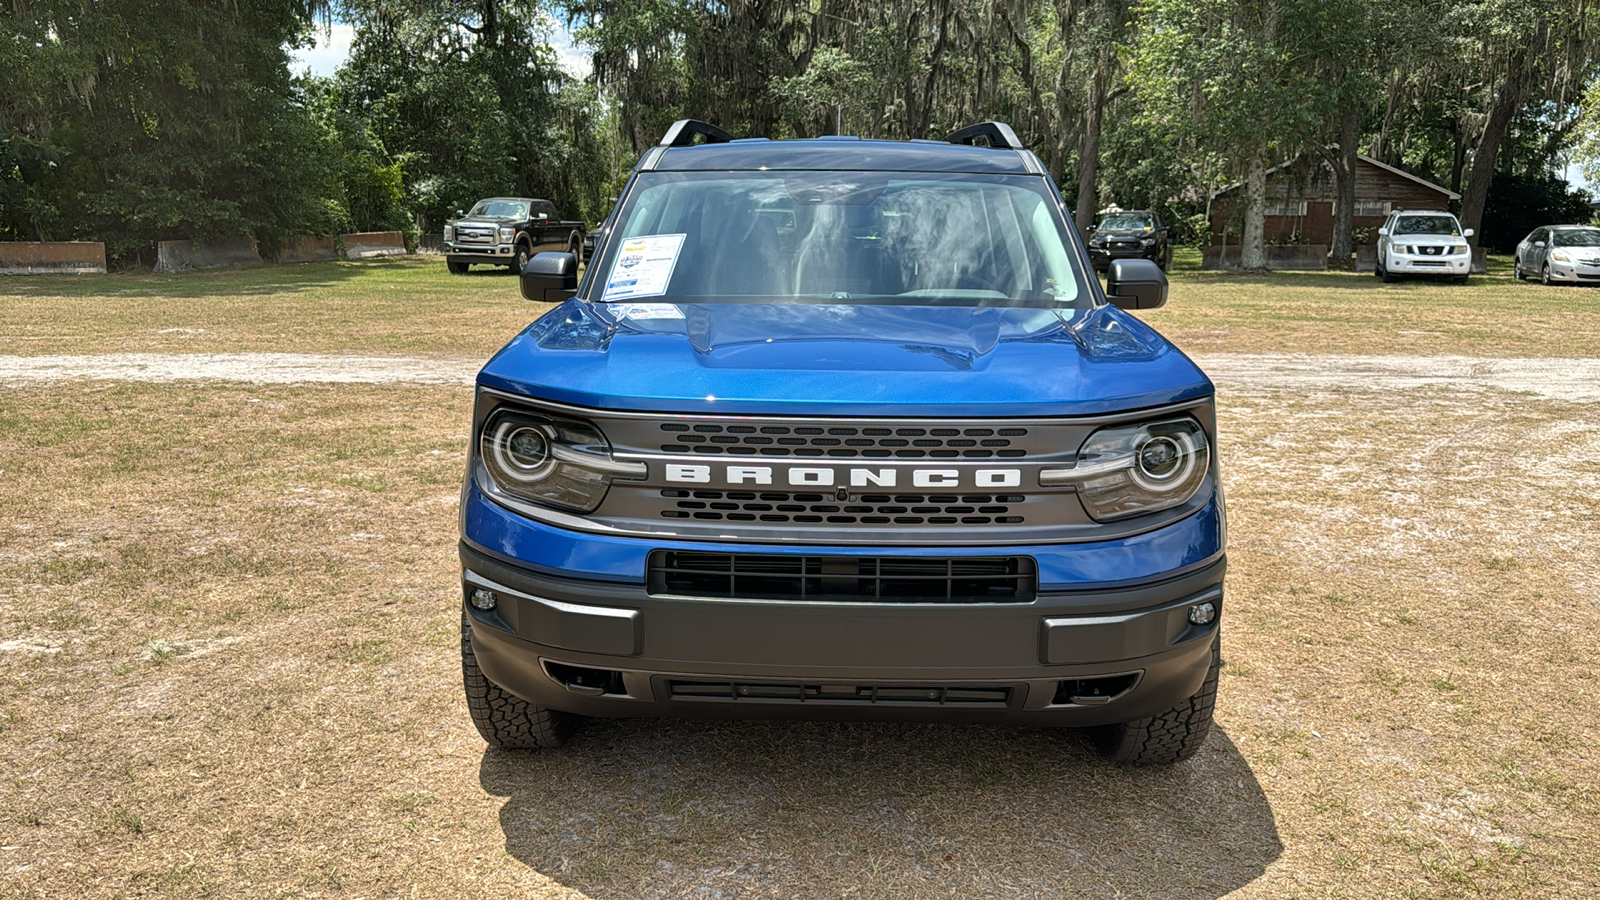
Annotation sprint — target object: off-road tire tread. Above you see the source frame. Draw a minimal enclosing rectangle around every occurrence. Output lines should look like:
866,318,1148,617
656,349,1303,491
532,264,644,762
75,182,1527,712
461,611,582,749
1091,636,1220,766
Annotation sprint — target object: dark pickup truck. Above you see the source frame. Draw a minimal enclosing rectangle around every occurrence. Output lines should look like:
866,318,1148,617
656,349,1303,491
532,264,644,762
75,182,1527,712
444,197,586,274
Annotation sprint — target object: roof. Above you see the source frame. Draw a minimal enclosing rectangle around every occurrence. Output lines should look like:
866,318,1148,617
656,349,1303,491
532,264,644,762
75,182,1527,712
1211,151,1460,201
649,139,1039,175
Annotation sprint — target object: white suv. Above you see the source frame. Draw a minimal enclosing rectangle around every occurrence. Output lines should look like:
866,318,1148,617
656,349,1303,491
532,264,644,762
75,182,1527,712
1376,209,1473,283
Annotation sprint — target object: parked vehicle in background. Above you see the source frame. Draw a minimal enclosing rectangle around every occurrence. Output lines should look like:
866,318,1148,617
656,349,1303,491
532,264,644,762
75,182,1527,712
1515,225,1600,285
444,198,586,274
1375,209,1472,283
1086,210,1171,271
457,119,1226,767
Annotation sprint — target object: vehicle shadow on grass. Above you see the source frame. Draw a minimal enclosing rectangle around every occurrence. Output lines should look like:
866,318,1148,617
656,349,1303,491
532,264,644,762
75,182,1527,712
480,719,1280,898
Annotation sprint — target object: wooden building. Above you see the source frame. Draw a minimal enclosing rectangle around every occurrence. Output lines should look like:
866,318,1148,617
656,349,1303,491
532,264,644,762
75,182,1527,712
1210,153,1459,247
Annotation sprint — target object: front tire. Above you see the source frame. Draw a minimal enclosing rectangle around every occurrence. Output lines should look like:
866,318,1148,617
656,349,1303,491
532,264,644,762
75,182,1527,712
511,242,531,274
1380,254,1400,283
568,233,585,267
462,611,584,749
1090,635,1220,765
1542,264,1553,286
447,260,469,275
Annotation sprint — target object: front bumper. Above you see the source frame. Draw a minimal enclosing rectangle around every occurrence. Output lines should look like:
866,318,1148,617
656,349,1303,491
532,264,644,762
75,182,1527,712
444,241,516,261
461,538,1225,727
1387,252,1470,276
1546,259,1600,282
1088,245,1159,270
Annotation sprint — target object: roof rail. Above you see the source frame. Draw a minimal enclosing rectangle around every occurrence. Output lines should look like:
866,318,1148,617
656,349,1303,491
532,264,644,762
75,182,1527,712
944,121,1024,150
659,119,733,147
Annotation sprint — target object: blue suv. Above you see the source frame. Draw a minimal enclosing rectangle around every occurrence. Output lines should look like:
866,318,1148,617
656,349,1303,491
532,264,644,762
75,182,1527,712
459,121,1225,765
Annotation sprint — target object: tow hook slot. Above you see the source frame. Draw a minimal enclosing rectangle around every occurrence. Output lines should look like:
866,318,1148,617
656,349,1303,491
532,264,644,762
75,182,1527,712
545,662,627,697
1053,673,1139,706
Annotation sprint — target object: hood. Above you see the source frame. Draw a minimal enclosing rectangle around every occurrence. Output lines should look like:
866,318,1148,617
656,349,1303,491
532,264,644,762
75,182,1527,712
477,301,1213,417
453,216,518,227
1096,228,1154,238
1394,233,1462,243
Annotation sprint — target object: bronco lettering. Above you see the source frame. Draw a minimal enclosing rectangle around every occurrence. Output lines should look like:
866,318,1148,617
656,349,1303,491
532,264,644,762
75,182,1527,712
662,464,1023,488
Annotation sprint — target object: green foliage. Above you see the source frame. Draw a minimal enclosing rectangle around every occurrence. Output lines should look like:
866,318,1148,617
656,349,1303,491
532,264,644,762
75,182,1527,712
1481,171,1595,251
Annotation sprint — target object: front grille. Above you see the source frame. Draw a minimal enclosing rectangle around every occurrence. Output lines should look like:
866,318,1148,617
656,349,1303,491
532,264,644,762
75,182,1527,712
668,680,1012,705
458,228,494,243
658,422,1028,459
1419,245,1443,256
648,550,1037,603
657,490,1026,525
1111,240,1139,250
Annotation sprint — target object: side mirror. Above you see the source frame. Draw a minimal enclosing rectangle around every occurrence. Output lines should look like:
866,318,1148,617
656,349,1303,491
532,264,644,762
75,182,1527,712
1105,258,1167,311
1462,228,1475,238
1534,240,1546,248
537,212,549,220
521,252,578,303
456,209,465,217
1086,225,1098,235
1377,226,1390,236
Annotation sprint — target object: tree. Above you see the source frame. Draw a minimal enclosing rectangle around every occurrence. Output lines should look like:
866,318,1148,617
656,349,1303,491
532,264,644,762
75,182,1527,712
1130,0,1336,269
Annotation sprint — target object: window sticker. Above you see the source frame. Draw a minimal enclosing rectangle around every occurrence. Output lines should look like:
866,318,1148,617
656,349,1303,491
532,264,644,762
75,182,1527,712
609,303,686,320
602,234,687,301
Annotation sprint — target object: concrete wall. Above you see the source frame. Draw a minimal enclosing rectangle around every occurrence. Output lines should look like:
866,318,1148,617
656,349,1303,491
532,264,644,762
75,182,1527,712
341,231,407,259
1203,244,1330,271
1356,245,1377,273
276,235,338,263
155,237,262,273
0,241,107,275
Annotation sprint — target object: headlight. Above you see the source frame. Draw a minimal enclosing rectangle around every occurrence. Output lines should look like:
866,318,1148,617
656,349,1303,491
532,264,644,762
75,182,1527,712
1141,238,1156,247
1390,244,1409,256
1551,250,1572,263
1040,418,1210,521
1452,243,1468,255
479,408,644,513
498,226,516,243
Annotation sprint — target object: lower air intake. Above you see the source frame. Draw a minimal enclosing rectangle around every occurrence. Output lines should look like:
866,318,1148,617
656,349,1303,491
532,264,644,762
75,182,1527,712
647,551,1037,603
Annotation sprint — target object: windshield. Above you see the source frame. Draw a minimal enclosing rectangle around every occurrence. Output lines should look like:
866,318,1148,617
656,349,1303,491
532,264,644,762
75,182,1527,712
587,172,1085,308
1552,228,1600,247
469,200,527,219
1098,213,1153,231
1394,215,1460,236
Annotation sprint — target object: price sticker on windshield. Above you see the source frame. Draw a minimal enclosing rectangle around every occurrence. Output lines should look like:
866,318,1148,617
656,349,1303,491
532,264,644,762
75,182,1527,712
603,234,687,301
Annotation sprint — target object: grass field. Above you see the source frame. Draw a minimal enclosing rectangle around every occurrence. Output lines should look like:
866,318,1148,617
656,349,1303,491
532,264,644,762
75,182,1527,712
2,257,1599,898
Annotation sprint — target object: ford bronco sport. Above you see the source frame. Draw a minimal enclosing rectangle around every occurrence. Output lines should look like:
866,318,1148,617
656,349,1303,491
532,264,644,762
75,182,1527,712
459,121,1225,765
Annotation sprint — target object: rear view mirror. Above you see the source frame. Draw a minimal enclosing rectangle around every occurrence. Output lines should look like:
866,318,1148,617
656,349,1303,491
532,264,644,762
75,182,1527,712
1105,258,1168,311
521,252,578,303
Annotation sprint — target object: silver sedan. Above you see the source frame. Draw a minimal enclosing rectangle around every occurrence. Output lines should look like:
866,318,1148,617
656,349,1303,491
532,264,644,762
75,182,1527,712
1515,225,1600,285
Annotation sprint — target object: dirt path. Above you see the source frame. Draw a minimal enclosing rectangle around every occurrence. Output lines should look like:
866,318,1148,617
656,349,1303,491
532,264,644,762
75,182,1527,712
4,351,1600,401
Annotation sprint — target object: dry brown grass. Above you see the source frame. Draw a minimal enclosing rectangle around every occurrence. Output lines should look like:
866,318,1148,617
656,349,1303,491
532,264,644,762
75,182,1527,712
2,262,1599,898
0,257,552,358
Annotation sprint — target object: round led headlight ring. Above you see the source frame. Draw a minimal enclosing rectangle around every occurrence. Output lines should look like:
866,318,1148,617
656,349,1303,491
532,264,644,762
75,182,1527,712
489,420,556,482
1129,433,1196,491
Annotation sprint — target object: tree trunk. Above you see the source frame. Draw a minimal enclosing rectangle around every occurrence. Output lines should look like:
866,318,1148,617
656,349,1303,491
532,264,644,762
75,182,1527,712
1329,105,1360,262
1074,51,1109,232
1241,151,1267,270
1460,74,1526,246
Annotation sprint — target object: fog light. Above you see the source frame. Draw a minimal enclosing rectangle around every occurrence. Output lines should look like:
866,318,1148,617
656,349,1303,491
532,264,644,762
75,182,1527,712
470,588,498,611
1188,601,1216,625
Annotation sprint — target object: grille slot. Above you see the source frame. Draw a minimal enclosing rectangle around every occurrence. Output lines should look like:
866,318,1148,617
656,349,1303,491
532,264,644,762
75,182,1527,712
668,680,1012,705
656,490,1026,526
659,422,1028,458
647,550,1037,603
